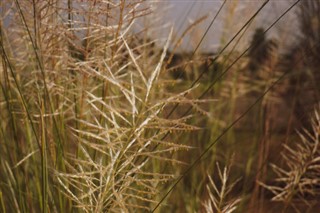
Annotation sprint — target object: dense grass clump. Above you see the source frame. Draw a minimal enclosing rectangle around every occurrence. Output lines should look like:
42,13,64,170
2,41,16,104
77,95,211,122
0,0,319,212
0,1,200,212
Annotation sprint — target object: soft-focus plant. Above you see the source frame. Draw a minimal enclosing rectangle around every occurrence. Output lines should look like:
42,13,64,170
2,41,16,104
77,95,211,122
260,104,320,212
203,163,241,213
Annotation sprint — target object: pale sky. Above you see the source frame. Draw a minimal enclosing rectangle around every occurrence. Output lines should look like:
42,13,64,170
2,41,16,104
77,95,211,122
147,0,299,52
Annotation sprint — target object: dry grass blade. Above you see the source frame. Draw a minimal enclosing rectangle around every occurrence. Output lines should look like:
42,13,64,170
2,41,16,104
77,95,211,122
146,28,173,102
260,104,320,210
203,163,241,213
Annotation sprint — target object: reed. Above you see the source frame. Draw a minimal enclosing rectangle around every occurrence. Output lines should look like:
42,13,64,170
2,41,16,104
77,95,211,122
1,0,319,212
